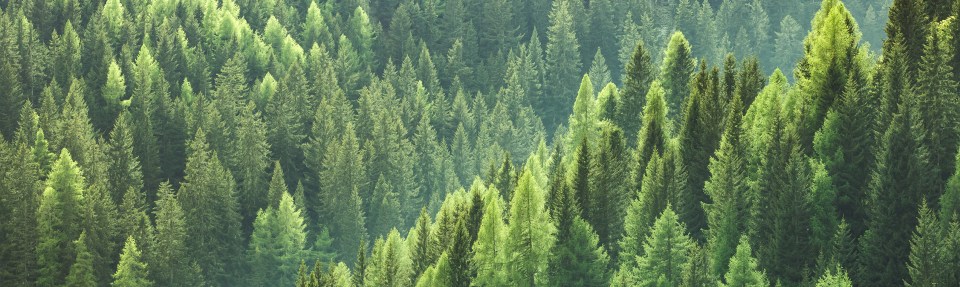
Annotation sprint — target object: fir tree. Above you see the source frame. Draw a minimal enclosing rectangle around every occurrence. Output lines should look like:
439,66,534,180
248,192,309,287
633,81,670,195
543,0,582,131
112,236,152,287
905,202,947,287
617,39,654,144
720,236,768,287
319,123,367,262
37,149,86,286
637,205,694,286
365,229,414,287
149,183,203,286
549,177,609,287
65,231,96,287
472,186,509,286
660,32,695,121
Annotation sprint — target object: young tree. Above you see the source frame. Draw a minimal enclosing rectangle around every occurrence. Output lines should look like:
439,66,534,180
633,81,670,192
816,266,853,287
149,183,203,286
720,236,768,287
319,123,367,262
638,205,694,286
906,202,948,287
365,229,414,287
112,236,152,287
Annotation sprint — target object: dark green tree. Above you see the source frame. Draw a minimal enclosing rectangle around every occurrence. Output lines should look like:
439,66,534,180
660,32,695,121
617,39,654,144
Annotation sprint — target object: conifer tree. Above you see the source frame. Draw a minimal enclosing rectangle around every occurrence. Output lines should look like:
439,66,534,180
106,111,143,205
721,236,768,287
0,134,41,285
234,101,271,232
633,81,670,192
319,123,366,262
905,202,947,287
566,75,597,154
506,168,556,286
816,266,853,287
543,0,582,131
178,129,243,285
365,229,414,287
703,96,752,279
885,0,929,76
409,208,436,279
588,49,612,94
112,236,151,287
859,96,936,286
549,176,609,286
65,231,96,287
37,149,86,286
248,192,309,287
637,205,694,286
916,20,960,192
660,32,695,121
588,124,631,255
617,39,654,144
472,186,509,286
677,63,724,241
149,182,203,286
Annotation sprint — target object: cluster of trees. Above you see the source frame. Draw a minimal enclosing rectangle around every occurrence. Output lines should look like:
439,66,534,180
0,0,958,286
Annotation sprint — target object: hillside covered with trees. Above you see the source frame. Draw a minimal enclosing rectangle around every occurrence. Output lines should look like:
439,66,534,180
0,0,958,286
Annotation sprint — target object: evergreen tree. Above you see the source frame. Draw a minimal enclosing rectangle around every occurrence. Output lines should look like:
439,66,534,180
660,32,695,121
65,231,96,287
588,124,631,256
0,132,41,285
248,192,309,287
106,111,143,205
234,101,271,233
905,202,947,287
319,123,367,262
178,129,243,285
703,96,752,279
37,149,86,286
816,266,853,287
639,205,694,286
549,176,609,287
112,236,152,287
720,236,768,287
472,186,509,286
885,0,929,76
916,20,960,194
409,208,436,279
506,168,556,286
149,183,203,287
617,39,654,144
633,81,670,192
588,49,612,94
365,229,414,287
858,95,936,286
543,0,582,132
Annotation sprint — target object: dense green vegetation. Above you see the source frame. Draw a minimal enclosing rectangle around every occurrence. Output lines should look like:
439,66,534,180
0,0,958,286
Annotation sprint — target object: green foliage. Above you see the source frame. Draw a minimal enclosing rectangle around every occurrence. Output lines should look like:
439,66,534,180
248,192,309,286
720,236,768,287
38,149,86,286
112,236,152,287
617,38,654,144
365,229,414,287
472,186,509,286
65,231,96,287
816,265,853,287
542,0,582,131
660,32,695,121
506,168,556,286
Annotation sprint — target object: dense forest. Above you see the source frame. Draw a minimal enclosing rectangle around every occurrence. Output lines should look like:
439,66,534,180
0,0,959,286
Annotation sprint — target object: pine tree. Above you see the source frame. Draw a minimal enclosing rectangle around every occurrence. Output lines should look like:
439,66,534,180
37,149,86,286
905,202,947,287
234,101,270,233
365,229,414,287
319,123,366,262
472,186,509,286
660,32,695,121
65,231,96,287
637,205,694,286
543,0,582,131
858,95,936,286
149,182,203,287
916,20,960,194
506,168,556,286
248,192,309,287
774,15,803,76
112,236,152,287
617,39,654,144
704,96,752,279
794,0,867,153
178,129,243,285
720,236,768,287
549,177,609,287
633,80,670,193
816,266,853,287
106,111,143,205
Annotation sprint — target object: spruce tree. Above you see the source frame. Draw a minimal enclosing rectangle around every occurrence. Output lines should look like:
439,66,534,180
543,0,582,131
905,202,947,287
365,229,414,287
37,149,86,286
703,96,752,279
149,182,203,286
319,122,366,262
106,111,143,205
65,231,96,287
248,192,309,287
588,49,612,94
633,81,670,197
885,0,929,76
548,177,609,286
178,129,243,285
588,124,631,255
234,101,270,233
617,39,654,144
720,236,768,287
858,96,937,286
916,20,960,194
660,32,695,121
638,205,694,286
112,236,152,287
816,266,853,287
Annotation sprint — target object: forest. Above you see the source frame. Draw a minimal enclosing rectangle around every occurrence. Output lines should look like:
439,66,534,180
0,0,958,286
